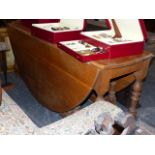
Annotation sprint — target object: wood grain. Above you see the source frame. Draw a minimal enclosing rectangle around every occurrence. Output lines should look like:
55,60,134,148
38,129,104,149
8,21,99,112
8,21,154,116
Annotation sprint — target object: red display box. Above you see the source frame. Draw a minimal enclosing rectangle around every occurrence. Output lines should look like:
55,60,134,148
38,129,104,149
58,40,109,62
58,19,147,62
31,19,86,43
80,19,147,59
21,19,60,28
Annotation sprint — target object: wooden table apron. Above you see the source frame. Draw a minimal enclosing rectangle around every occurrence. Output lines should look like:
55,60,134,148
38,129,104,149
8,21,153,114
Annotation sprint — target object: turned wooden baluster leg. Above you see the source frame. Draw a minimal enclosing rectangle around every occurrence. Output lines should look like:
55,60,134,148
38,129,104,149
129,80,143,118
94,71,110,102
129,60,152,118
108,81,117,105
96,94,105,101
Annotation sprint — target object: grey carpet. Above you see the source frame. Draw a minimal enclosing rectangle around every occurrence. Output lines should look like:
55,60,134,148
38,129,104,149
0,73,92,128
1,73,62,128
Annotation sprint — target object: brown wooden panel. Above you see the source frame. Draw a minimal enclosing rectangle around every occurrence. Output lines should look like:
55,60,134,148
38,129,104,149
8,22,99,112
8,26,99,86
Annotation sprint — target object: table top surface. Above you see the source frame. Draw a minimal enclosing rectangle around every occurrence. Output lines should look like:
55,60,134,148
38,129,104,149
9,21,154,70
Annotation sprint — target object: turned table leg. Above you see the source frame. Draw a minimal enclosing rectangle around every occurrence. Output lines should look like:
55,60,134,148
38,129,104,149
94,71,110,102
108,81,117,105
96,95,105,101
129,80,143,118
129,60,152,118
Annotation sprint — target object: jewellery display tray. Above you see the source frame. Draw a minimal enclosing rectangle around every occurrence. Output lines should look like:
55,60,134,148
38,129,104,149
80,19,147,59
31,19,86,43
58,40,110,62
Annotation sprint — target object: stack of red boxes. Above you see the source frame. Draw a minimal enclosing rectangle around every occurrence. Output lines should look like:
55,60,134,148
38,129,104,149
58,19,147,62
29,19,147,62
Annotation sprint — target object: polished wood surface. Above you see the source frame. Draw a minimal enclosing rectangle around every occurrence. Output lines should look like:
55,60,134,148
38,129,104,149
0,37,14,91
8,21,154,116
8,21,99,113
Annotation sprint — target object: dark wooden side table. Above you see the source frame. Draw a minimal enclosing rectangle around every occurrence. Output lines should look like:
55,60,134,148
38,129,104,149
0,42,14,95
